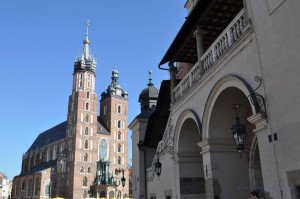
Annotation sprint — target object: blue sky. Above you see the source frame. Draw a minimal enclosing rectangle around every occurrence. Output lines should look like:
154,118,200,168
0,0,187,180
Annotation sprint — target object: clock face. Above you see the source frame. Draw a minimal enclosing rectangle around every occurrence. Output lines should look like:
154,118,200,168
99,139,108,159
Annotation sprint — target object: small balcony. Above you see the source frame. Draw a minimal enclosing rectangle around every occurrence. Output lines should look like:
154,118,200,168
173,9,251,103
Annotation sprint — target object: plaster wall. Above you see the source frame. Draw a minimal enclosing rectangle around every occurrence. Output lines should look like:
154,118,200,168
246,0,300,198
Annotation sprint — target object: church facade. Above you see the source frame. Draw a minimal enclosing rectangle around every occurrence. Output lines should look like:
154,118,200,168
11,27,129,199
132,0,300,199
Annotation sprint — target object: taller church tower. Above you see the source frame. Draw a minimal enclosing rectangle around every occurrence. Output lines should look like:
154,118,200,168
66,22,99,199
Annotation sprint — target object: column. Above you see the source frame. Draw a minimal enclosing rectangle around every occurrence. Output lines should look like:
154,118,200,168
195,26,205,75
168,62,177,104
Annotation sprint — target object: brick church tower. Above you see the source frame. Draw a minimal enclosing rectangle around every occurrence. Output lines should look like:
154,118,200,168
99,69,129,198
65,22,99,199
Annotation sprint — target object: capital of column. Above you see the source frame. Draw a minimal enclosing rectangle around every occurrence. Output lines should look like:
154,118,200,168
198,138,236,154
247,113,267,134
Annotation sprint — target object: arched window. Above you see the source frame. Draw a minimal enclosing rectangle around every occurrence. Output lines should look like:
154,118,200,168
118,144,121,153
118,156,121,165
87,91,90,99
84,153,88,162
80,73,83,87
35,178,40,196
86,102,89,110
88,167,91,173
45,184,50,196
84,140,89,149
85,114,89,123
53,146,57,160
80,167,84,173
99,139,108,159
118,132,121,140
117,120,121,129
118,105,122,114
27,178,32,196
83,177,88,187
85,127,89,135
115,169,119,175
21,180,25,191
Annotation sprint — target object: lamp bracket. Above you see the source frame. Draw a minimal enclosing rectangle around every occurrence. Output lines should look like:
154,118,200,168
247,76,267,121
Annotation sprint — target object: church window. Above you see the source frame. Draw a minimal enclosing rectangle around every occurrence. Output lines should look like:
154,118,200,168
45,184,50,196
85,127,89,135
118,105,122,114
53,146,57,160
99,139,108,159
117,120,121,129
27,178,32,196
88,167,91,173
34,177,40,196
80,73,83,87
87,74,91,88
21,180,25,191
86,102,89,110
83,177,88,187
84,153,88,162
85,114,89,123
118,132,121,140
103,106,107,115
118,144,121,153
46,149,50,162
80,167,84,173
118,156,121,165
87,91,90,99
84,140,89,149
69,140,72,150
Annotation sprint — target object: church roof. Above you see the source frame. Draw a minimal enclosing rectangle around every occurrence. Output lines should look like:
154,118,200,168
138,71,159,103
19,160,56,177
27,121,67,153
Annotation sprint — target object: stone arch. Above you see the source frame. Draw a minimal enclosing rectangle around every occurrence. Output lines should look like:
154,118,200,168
199,75,264,198
202,75,257,139
173,109,202,155
173,109,205,198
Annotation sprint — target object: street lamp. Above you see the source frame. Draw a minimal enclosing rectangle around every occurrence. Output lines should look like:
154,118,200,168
231,104,246,152
116,168,126,187
154,157,162,178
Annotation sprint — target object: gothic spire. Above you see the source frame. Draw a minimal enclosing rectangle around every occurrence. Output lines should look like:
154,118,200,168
74,20,96,73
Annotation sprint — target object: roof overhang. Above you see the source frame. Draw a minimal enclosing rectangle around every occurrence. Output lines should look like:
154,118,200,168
158,0,243,67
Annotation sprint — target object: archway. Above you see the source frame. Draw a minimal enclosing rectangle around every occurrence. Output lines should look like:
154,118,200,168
176,114,205,199
206,86,261,198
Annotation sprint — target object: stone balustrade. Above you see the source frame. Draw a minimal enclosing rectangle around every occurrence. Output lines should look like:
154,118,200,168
173,9,247,103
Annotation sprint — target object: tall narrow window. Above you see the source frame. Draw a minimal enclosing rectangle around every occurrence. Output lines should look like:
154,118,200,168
84,140,89,149
118,105,122,114
88,167,91,173
80,73,83,87
84,153,88,162
118,132,121,140
35,177,40,195
80,167,84,173
85,114,89,123
117,120,121,129
99,139,108,159
87,74,91,88
118,156,121,165
118,144,121,153
83,177,88,187
87,91,90,99
86,103,89,110
85,127,89,135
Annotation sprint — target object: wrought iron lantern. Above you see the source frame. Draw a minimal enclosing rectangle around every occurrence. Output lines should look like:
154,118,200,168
231,105,246,152
121,169,126,187
155,157,162,177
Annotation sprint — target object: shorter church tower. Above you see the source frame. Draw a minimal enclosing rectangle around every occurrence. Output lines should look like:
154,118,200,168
99,69,129,198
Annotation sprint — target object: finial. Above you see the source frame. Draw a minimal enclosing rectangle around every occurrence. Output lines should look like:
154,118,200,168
86,19,90,36
148,70,153,86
